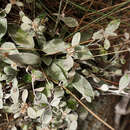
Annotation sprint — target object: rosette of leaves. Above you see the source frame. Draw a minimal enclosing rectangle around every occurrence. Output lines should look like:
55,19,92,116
45,32,94,102
0,1,127,128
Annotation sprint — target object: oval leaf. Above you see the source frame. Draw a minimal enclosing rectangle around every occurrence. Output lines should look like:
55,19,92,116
105,19,120,37
50,97,61,107
11,78,19,104
43,39,69,55
104,38,110,50
0,17,7,39
92,29,104,40
21,23,32,31
47,62,68,86
22,16,32,24
0,83,3,109
119,74,130,92
7,53,41,65
99,84,109,92
72,74,94,98
22,89,28,103
0,42,19,54
71,32,81,47
5,3,12,14
8,24,34,48
74,45,94,60
27,107,37,119
41,107,52,125
61,17,78,27
4,66,17,76
0,42,19,64
68,120,77,130
56,55,74,71
31,69,45,81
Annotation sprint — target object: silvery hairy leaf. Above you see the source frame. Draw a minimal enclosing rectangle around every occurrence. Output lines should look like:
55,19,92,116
61,17,78,27
27,107,37,119
10,78,19,104
0,17,7,39
8,24,34,48
71,32,81,47
119,74,130,92
7,53,41,65
22,89,28,103
0,83,3,109
41,107,52,125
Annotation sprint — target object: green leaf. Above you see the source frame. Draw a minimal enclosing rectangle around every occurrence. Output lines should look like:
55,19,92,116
74,45,94,60
36,109,44,117
43,39,69,55
10,78,19,104
55,55,74,71
67,98,77,109
37,35,46,49
23,74,32,83
22,16,32,24
0,42,19,64
42,56,52,66
50,97,61,107
44,82,54,98
47,62,68,86
68,120,77,130
67,113,78,121
61,17,78,27
31,69,45,81
41,107,52,125
71,32,81,47
7,53,41,65
0,42,18,54
22,89,28,103
104,38,110,50
0,72,7,81
8,24,34,48
34,93,48,105
99,84,109,92
4,66,17,76
21,23,32,31
0,9,7,18
5,3,12,14
5,103,20,113
119,74,130,92
72,74,94,98
105,19,120,37
92,29,104,40
0,83,3,109
16,1,24,7
27,107,37,119
54,88,64,98
0,17,7,39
